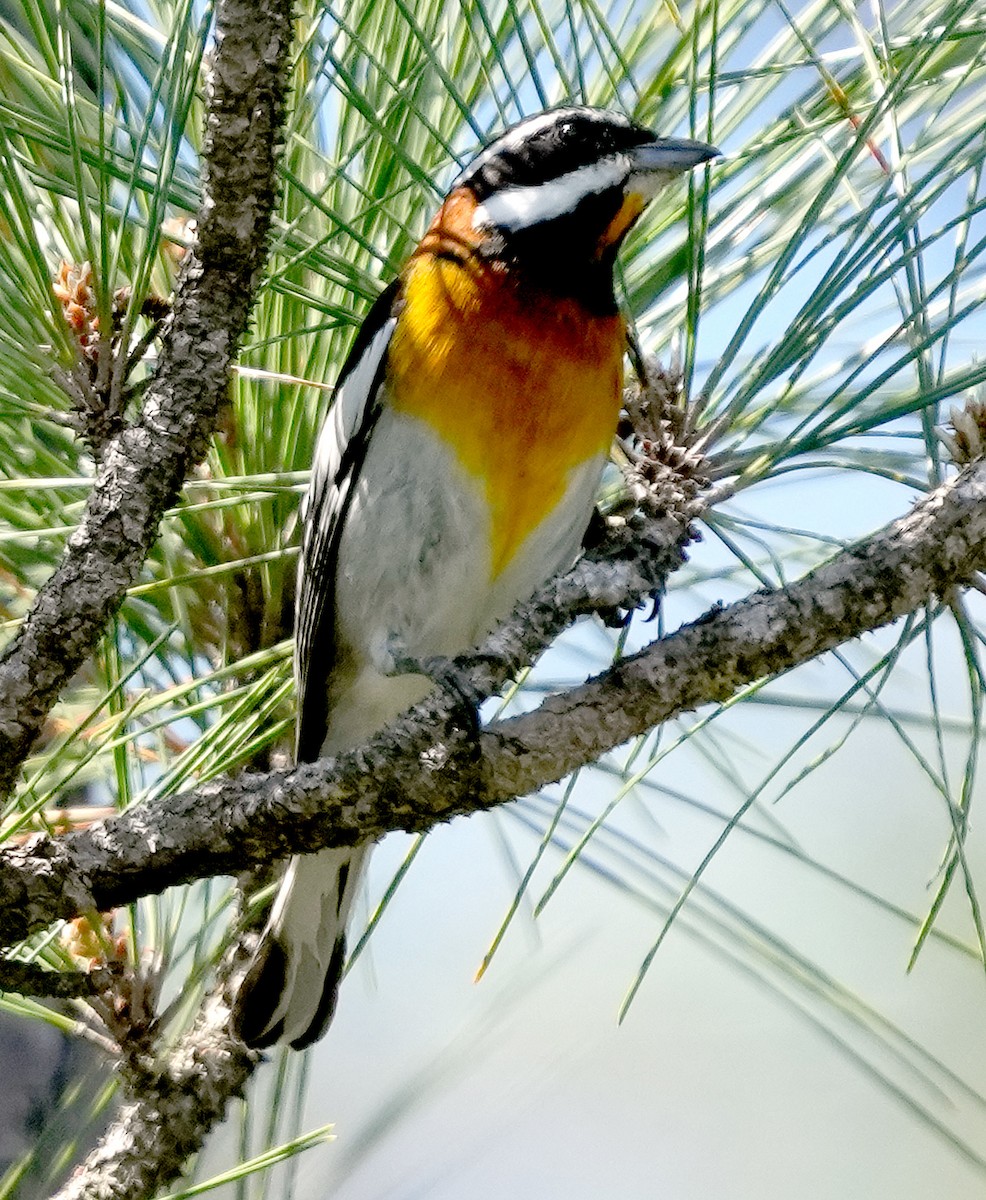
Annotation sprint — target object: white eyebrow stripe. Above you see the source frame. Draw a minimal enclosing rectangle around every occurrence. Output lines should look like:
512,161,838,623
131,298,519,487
472,155,628,232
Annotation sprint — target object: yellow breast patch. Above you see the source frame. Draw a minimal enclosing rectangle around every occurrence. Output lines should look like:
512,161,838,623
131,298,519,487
598,192,646,254
387,247,625,579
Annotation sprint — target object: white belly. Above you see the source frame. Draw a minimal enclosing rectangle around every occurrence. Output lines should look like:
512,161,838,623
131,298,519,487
323,409,605,753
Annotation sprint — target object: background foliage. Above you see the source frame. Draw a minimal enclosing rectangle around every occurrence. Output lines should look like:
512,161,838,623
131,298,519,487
0,0,985,1195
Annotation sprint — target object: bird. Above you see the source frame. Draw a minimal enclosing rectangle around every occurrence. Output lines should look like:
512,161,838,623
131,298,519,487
233,105,718,1050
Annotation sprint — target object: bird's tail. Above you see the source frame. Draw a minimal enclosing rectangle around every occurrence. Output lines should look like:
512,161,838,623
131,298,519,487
233,843,371,1049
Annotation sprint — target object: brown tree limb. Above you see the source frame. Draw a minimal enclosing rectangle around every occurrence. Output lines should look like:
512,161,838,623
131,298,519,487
0,958,110,999
0,0,294,800
484,458,986,796
52,953,256,1200
2,458,984,955
18,4,294,1193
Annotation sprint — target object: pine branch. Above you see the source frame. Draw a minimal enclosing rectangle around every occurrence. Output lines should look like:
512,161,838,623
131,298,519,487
0,958,110,999
51,953,255,1200
2,458,985,955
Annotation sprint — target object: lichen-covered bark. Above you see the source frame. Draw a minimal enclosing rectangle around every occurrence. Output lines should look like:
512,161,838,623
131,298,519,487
52,977,256,1200
0,0,294,800
486,458,986,794
1,460,984,957
15,4,295,1197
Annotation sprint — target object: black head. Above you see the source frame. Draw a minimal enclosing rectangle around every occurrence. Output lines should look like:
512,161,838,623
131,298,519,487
452,107,718,312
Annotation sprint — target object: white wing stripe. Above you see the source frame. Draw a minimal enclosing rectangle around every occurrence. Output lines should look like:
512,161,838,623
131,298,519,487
304,318,397,522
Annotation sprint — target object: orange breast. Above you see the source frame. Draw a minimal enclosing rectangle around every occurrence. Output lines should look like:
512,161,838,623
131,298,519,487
387,200,625,577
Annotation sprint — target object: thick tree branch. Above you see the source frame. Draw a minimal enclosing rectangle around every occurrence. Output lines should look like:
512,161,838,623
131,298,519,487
52,958,255,1200
0,0,294,799
2,459,985,953
26,7,294,1192
0,958,111,999
485,458,986,794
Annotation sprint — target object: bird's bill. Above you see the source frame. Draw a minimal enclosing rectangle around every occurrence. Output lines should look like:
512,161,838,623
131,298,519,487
597,138,719,250
630,137,721,174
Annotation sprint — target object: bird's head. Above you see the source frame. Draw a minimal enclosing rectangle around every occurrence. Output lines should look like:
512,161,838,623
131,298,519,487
422,107,718,313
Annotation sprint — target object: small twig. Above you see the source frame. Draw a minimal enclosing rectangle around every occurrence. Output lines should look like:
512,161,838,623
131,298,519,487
0,957,110,999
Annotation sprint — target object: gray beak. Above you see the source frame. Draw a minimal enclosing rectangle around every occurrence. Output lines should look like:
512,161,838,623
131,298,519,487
631,137,720,173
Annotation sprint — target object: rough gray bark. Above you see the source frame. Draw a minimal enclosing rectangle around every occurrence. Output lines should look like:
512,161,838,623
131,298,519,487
2,457,984,956
52,961,255,1200
0,0,294,801
7,3,295,1197
484,455,986,795
0,959,110,1000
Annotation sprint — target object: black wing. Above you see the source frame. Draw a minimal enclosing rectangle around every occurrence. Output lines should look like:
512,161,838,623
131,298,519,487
295,280,401,762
